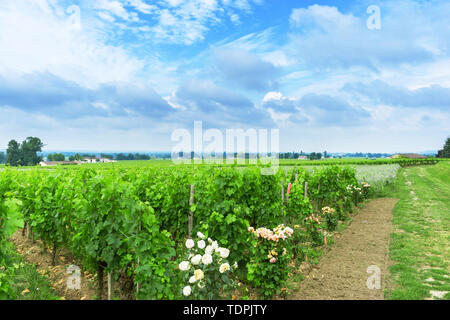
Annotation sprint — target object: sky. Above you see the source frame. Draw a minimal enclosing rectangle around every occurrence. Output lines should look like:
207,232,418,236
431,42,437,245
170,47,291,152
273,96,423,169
0,0,449,153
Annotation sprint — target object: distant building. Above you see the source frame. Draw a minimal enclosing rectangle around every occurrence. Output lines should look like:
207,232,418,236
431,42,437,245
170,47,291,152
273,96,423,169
298,156,308,160
82,157,97,163
391,153,427,159
80,157,117,164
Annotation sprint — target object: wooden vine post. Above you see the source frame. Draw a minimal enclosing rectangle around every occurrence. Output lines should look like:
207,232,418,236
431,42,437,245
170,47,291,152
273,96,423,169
108,273,113,300
188,185,195,237
27,223,32,240
316,183,321,212
136,219,142,296
51,244,57,266
304,181,308,199
286,182,292,225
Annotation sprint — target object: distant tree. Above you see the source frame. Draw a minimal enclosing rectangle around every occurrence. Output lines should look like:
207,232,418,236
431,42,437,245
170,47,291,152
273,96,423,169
115,153,126,160
437,137,450,158
49,153,65,161
20,137,44,166
100,154,113,160
0,152,5,164
308,152,322,160
6,140,22,166
69,153,83,161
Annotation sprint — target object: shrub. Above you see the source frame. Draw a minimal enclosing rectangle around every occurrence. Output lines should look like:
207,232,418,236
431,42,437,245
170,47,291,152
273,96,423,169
246,225,294,299
178,232,237,299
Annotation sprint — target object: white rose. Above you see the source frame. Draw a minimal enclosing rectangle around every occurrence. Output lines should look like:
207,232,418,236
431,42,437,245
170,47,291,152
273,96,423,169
211,241,219,249
194,269,204,281
191,254,202,265
219,263,230,273
197,240,206,249
183,286,191,296
202,253,213,265
207,238,212,243
185,239,195,249
205,245,213,254
189,275,196,284
218,248,230,258
197,232,205,239
178,261,190,271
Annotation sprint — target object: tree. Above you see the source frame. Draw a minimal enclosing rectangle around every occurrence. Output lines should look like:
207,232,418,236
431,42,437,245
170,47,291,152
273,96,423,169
6,140,21,166
20,137,44,166
48,153,65,161
100,154,113,160
437,137,450,158
6,137,44,166
0,152,5,164
308,152,322,160
69,153,83,161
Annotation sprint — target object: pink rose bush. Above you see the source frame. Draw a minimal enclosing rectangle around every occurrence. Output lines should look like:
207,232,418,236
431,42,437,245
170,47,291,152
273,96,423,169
246,224,294,299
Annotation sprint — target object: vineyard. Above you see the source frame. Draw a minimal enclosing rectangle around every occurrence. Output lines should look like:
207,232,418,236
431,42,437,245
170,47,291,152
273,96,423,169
0,159,440,300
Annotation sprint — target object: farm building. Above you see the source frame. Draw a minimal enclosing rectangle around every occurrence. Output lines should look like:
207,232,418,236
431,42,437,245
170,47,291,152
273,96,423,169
81,157,117,163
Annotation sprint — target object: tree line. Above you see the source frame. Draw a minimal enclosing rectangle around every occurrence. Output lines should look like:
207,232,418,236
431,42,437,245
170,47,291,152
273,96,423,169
5,137,44,166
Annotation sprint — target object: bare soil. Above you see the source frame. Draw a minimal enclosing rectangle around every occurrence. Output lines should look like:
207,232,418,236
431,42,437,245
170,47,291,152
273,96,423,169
287,198,398,300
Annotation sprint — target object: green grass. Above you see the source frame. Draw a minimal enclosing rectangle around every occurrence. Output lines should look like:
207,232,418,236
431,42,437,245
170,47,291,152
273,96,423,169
386,162,450,300
4,243,60,300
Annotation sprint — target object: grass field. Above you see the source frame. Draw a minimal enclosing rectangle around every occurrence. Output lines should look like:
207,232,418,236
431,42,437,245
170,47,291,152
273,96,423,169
386,162,450,300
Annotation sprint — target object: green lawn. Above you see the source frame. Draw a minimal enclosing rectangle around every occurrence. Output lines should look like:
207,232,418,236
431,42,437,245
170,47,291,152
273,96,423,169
386,162,450,300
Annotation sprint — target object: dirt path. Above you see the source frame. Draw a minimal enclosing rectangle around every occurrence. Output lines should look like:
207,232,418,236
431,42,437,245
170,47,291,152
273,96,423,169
288,198,398,300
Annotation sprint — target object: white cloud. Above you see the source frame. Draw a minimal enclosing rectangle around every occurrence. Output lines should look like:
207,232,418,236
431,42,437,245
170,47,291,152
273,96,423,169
137,0,262,45
126,0,157,14
0,0,144,88
94,0,138,21
287,3,449,71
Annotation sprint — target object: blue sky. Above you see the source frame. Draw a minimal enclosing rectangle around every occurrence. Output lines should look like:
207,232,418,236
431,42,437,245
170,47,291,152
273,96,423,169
0,0,449,153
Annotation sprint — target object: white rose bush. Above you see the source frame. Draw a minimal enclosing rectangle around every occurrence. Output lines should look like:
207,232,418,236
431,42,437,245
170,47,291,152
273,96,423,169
178,234,237,299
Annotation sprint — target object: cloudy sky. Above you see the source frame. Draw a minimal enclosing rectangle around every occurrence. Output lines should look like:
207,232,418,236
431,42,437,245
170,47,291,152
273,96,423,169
0,0,449,153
